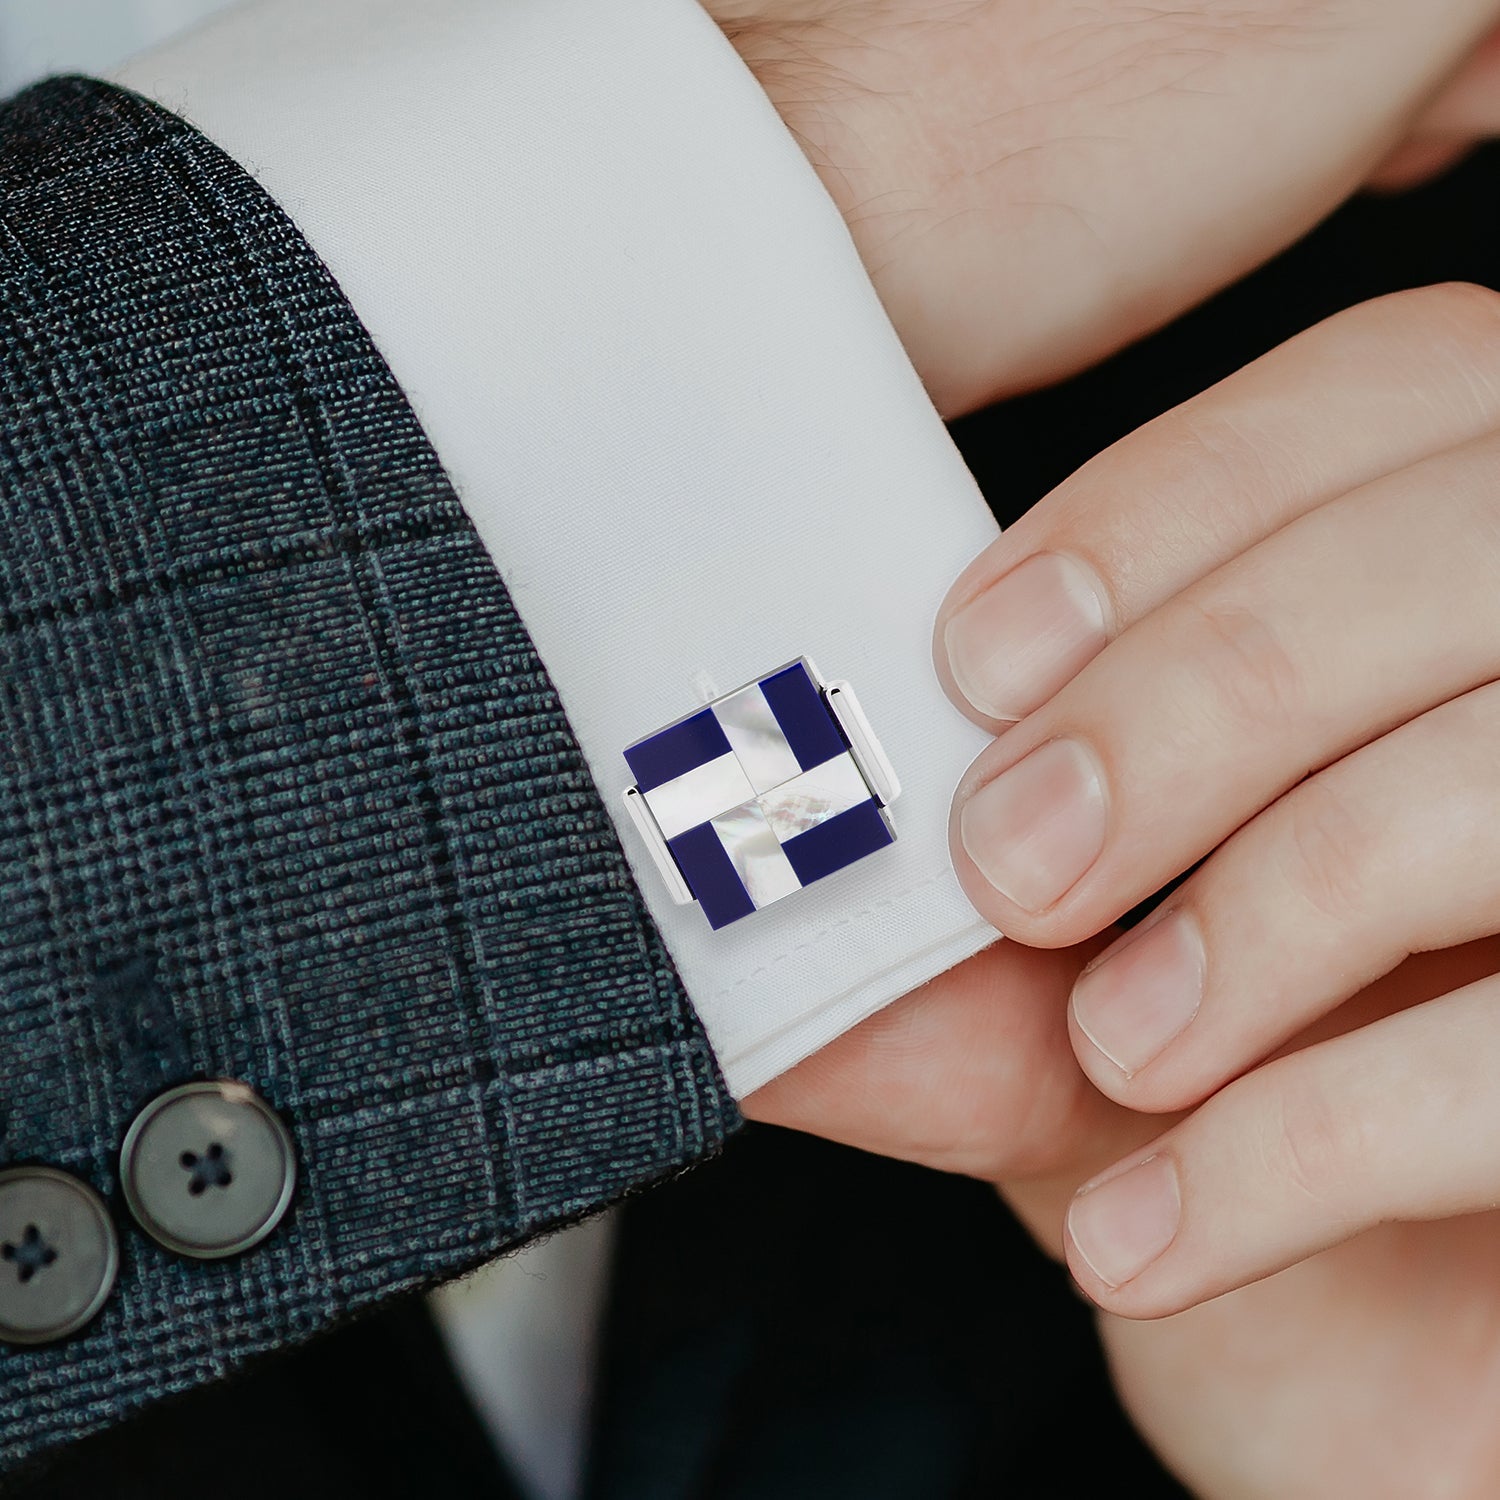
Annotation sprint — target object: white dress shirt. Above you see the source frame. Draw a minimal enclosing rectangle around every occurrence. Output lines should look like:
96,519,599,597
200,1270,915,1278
0,2,1003,1494
113,0,1002,1098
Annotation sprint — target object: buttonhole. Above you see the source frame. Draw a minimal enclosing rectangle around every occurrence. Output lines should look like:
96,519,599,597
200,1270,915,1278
181,1142,233,1196
2,1224,58,1283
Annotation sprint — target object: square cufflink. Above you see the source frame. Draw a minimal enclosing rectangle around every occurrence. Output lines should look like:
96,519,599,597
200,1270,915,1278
623,659,900,930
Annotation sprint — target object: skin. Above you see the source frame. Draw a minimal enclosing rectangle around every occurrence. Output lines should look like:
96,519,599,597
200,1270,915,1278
939,285,1500,1304
689,4,1500,1490
937,284,1500,1494
755,940,1500,1495
757,286,1500,1496
706,0,1500,414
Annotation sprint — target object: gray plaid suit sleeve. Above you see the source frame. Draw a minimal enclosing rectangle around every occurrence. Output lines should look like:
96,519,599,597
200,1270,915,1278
0,75,738,1471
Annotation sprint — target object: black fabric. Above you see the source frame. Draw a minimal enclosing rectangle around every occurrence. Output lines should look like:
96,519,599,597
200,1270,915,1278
10,1297,523,1500
587,1128,1188,1500
0,75,735,1476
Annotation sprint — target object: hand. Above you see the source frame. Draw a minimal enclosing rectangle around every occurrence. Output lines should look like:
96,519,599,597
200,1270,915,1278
704,0,1500,414
916,281,1500,1492
935,278,1500,1295
1372,21,1500,188
759,943,1500,1496
758,282,1500,1494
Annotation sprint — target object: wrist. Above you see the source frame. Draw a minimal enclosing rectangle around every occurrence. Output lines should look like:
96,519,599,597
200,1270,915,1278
707,5,984,415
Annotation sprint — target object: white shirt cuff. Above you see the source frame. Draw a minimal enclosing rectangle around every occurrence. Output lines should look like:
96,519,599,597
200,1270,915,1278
115,0,1001,1097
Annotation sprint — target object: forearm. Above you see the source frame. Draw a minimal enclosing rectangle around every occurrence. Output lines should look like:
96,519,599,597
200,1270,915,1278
706,0,1500,414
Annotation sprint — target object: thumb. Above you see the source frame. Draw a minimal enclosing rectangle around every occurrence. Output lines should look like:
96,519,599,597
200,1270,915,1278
745,934,1164,1223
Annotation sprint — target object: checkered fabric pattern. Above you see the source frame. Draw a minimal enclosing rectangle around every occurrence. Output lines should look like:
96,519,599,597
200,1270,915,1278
0,76,737,1474
624,662,894,929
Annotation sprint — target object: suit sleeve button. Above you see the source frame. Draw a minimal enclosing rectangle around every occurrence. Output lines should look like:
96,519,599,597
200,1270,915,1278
121,1081,295,1259
0,1166,117,1345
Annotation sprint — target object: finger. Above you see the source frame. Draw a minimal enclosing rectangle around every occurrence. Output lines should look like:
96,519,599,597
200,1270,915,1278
951,423,1500,947
1409,22,1500,136
1366,135,1477,192
936,283,1500,726
1062,961,1500,1318
744,933,1145,1184
1070,681,1500,1110
1364,27,1500,188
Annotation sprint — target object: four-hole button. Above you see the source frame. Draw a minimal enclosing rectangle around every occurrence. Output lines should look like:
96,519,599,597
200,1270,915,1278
0,1166,118,1346
120,1080,295,1260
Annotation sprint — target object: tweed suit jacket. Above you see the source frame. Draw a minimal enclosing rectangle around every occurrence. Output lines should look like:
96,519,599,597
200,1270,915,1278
0,74,739,1474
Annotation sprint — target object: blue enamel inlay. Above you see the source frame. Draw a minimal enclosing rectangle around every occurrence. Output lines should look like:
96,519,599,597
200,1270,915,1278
759,662,845,772
781,800,893,889
624,708,733,793
628,662,898,927
667,822,756,929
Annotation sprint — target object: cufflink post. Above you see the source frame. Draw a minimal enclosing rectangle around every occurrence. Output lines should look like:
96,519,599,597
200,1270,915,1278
822,681,900,807
622,786,695,905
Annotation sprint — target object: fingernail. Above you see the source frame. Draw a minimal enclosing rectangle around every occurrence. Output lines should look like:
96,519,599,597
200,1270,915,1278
959,738,1106,912
1067,1154,1181,1289
1071,911,1206,1076
944,552,1109,721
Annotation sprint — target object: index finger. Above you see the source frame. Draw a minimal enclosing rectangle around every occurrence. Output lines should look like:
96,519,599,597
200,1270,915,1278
935,285,1500,727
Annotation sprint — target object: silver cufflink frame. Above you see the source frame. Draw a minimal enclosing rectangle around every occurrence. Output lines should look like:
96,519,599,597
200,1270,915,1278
622,658,900,929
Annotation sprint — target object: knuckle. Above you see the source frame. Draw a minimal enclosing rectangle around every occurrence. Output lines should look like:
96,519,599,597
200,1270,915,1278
1390,282,1500,389
1403,280,1500,339
1176,595,1306,743
1261,1071,1363,1213
1315,284,1500,429
1278,773,1374,928
1172,408,1296,534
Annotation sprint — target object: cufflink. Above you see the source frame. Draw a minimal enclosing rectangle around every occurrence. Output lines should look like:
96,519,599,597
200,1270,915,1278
623,659,900,929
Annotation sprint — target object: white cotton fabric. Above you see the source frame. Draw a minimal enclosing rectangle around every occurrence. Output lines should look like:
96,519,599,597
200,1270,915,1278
0,0,225,95
428,1213,617,1500
115,0,1002,1097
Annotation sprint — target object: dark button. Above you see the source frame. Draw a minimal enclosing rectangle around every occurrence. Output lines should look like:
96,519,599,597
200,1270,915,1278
121,1081,295,1260
0,1166,118,1345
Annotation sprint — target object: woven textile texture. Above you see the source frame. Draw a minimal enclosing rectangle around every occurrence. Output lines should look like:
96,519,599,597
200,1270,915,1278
0,75,737,1474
